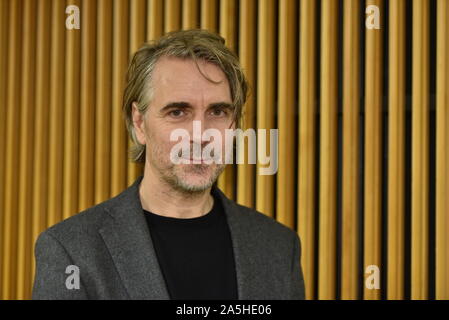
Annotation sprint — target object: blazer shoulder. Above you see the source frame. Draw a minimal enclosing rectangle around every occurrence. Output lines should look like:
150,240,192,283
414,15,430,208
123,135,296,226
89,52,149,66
40,194,119,244
232,202,298,243
41,178,140,243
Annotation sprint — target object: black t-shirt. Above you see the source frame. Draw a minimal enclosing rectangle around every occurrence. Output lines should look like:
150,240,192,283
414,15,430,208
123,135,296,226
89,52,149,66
143,190,238,300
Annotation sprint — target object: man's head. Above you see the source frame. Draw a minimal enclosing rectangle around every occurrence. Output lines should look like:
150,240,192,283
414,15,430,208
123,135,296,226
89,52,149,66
123,29,249,193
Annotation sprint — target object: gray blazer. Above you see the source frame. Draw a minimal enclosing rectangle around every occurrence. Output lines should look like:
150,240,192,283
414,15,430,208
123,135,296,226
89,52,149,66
32,175,305,300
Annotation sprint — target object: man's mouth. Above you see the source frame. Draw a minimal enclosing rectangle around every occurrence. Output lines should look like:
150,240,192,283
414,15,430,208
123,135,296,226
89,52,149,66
177,152,218,163
181,157,211,163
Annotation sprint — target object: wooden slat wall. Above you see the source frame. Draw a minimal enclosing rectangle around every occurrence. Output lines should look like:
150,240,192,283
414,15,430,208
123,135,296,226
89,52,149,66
0,0,8,300
277,0,297,230
0,0,447,300
63,0,81,223
95,0,112,204
257,0,275,218
30,0,52,287
319,0,338,299
201,0,217,31
236,0,256,208
341,0,360,300
436,0,449,301
217,0,236,199
298,0,316,300
364,0,383,300
47,0,66,232
388,0,406,300
78,0,96,212
2,0,23,300
16,0,37,300
411,0,429,300
110,0,129,196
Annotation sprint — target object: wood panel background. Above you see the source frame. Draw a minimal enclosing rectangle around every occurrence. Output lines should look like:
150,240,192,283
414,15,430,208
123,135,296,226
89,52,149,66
0,0,447,300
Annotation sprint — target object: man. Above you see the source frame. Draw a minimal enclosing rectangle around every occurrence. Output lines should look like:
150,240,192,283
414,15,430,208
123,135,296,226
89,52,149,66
32,29,305,300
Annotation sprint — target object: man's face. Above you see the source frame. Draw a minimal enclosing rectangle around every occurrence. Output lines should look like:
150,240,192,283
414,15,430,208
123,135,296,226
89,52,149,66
132,56,234,193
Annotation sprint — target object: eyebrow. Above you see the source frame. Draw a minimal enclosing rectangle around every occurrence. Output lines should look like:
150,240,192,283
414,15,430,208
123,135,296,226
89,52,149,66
159,101,192,113
159,101,234,113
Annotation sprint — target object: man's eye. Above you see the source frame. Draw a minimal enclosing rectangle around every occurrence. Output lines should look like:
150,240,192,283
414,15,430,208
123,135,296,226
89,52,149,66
211,108,227,117
169,109,185,117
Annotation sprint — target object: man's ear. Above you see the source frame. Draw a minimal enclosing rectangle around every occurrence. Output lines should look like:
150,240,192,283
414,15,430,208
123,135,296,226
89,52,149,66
132,102,146,145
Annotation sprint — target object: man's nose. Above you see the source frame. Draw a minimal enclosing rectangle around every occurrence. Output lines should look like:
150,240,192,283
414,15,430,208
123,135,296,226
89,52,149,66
187,116,208,137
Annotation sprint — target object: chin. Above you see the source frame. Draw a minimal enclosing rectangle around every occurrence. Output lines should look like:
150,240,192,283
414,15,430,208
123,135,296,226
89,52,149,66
179,174,214,190
173,166,219,192
174,179,214,193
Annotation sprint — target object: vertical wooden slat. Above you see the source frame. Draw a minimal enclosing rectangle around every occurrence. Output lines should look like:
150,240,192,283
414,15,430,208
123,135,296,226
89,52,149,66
435,0,449,301
318,0,338,300
127,0,146,186
388,0,406,300
364,0,383,300
236,0,256,209
217,0,236,200
17,0,37,300
95,0,112,203
111,0,130,196
341,0,360,300
201,0,217,32
30,0,51,292
63,0,81,221
0,0,9,300
79,0,97,212
256,0,275,218
277,0,297,229
298,0,317,299
47,0,66,228
2,0,23,299
147,0,163,40
411,0,429,300
182,0,199,29
165,0,181,33
219,0,236,51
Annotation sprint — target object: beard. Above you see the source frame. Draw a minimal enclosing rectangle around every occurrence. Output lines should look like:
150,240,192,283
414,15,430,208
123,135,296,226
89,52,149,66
163,162,226,193
147,140,226,194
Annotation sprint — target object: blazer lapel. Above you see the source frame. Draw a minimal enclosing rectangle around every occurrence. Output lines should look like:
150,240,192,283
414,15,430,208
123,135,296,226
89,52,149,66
214,187,257,300
99,176,170,299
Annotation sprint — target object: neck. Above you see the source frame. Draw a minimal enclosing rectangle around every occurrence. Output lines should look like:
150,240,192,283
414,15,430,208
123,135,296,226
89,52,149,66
138,164,214,219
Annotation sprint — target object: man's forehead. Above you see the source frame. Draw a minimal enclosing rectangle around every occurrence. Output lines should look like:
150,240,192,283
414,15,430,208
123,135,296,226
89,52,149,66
150,56,232,104
153,56,228,85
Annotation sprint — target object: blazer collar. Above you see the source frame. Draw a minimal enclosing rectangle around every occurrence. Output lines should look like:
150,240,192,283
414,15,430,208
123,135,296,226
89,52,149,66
99,175,254,299
99,175,169,299
213,187,256,300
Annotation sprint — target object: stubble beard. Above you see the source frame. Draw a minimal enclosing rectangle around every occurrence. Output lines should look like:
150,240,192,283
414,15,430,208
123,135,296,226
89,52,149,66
148,142,226,195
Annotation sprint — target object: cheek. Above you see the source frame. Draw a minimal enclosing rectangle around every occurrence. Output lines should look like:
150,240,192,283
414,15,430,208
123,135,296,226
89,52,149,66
148,126,179,154
218,123,234,142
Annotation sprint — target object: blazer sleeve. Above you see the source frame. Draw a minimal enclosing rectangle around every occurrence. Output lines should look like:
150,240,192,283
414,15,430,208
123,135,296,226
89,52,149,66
291,232,306,300
32,231,89,300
